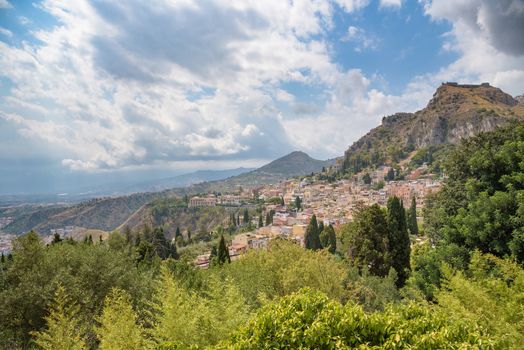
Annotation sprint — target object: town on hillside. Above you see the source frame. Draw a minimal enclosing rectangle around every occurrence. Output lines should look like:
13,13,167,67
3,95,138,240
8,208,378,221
193,164,441,268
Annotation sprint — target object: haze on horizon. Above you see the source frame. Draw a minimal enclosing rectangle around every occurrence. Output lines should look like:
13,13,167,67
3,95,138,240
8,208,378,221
0,0,523,194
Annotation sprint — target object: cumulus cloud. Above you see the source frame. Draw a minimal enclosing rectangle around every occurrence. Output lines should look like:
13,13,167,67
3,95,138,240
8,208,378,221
0,0,11,9
422,0,524,95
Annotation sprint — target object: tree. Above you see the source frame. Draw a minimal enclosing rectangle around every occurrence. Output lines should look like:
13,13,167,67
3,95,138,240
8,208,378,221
384,168,395,181
123,227,132,245
407,196,419,235
187,229,192,242
320,224,337,254
32,285,88,350
362,172,372,185
175,227,181,239
227,289,491,349
243,209,249,225
258,215,263,228
387,196,411,286
294,196,302,210
304,215,321,250
95,289,150,350
217,235,231,265
265,213,271,226
343,204,390,276
318,221,324,235
280,196,285,206
51,233,62,245
237,214,240,226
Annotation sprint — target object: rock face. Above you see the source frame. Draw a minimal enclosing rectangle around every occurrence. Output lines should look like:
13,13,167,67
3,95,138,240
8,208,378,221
341,83,524,172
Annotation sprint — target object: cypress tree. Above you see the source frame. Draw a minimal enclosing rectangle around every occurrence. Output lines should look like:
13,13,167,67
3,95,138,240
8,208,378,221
408,196,419,235
237,214,240,226
209,245,218,266
258,215,263,228
1,252,5,264
175,227,182,239
265,213,271,226
217,235,231,265
318,221,324,235
243,209,249,225
187,229,192,242
52,233,62,244
320,224,337,253
386,196,411,287
304,215,321,250
295,196,302,210
280,196,285,206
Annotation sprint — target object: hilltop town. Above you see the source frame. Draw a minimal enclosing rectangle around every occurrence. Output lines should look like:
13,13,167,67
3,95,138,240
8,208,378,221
192,162,441,267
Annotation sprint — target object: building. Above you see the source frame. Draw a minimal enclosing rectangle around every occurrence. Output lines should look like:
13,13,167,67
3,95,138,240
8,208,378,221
189,196,217,207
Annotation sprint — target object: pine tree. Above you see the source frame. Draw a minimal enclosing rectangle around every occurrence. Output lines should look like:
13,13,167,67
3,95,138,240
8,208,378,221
386,196,411,287
95,288,150,350
217,235,231,265
408,196,419,235
32,285,88,350
258,215,263,228
243,209,249,225
304,215,321,250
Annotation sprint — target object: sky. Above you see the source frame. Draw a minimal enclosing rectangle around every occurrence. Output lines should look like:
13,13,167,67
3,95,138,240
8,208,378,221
0,0,523,194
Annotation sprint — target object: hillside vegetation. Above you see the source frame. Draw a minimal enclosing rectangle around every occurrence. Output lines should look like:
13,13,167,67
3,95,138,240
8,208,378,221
2,123,524,348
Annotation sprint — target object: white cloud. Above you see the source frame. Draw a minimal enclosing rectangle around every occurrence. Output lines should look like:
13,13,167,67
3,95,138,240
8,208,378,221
342,25,380,52
422,0,524,95
0,0,11,9
0,27,12,37
379,0,402,8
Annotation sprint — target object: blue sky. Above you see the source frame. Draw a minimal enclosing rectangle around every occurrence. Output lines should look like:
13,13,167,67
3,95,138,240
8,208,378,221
0,0,523,194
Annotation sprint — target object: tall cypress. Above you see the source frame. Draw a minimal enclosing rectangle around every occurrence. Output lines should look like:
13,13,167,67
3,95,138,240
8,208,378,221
386,196,411,287
258,215,263,228
408,196,419,235
320,224,337,253
243,209,249,225
175,227,182,239
304,214,321,250
217,235,231,265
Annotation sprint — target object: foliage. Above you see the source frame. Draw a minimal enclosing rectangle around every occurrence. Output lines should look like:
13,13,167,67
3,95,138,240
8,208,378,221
342,205,390,276
407,196,419,235
304,214,321,250
217,235,231,265
95,288,151,350
436,252,524,349
319,224,337,253
386,197,411,287
220,240,347,309
221,288,493,349
32,285,88,350
424,122,524,263
152,267,250,348
362,172,372,185
0,231,154,348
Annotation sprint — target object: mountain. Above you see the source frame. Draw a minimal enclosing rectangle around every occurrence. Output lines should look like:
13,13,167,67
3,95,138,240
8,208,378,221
341,82,524,173
2,151,332,235
120,167,253,193
185,151,335,191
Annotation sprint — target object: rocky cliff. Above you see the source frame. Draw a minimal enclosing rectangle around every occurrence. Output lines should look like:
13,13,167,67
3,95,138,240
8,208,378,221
341,83,524,173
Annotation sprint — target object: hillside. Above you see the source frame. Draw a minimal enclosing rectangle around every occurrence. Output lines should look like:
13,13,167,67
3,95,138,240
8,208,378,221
203,151,334,188
2,192,158,235
119,197,231,239
341,83,524,173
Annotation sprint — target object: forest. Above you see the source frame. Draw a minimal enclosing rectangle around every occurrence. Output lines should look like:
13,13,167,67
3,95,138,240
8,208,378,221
1,123,524,349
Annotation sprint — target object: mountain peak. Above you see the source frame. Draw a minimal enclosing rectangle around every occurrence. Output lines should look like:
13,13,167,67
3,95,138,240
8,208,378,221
256,151,330,176
341,83,524,173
